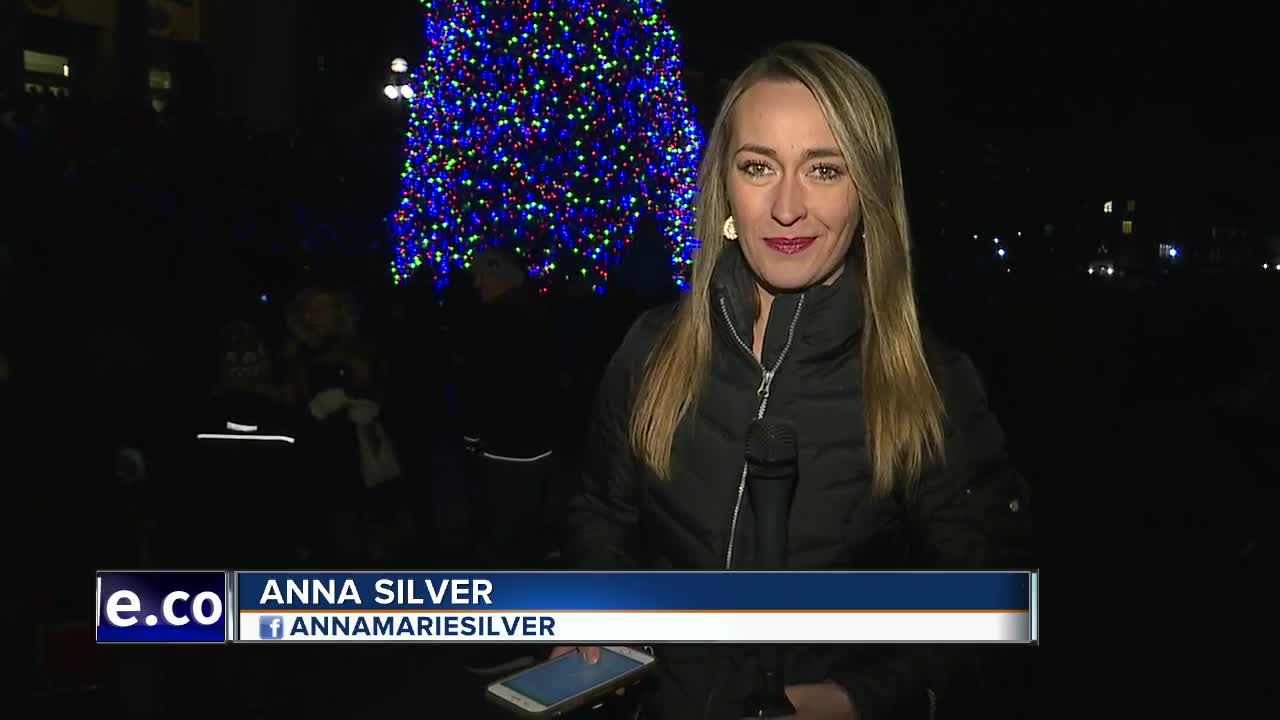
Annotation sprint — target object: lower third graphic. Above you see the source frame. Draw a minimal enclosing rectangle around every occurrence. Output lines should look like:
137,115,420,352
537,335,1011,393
259,615,285,639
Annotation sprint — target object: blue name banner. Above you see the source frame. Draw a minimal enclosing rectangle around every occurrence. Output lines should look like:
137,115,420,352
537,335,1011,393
236,571,1031,612
96,571,229,644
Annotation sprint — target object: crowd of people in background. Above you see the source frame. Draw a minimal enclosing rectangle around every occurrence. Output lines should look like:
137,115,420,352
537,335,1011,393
3,89,1275,717
2,91,660,714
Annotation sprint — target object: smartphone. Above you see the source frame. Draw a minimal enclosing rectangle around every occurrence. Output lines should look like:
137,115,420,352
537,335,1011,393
486,646,657,717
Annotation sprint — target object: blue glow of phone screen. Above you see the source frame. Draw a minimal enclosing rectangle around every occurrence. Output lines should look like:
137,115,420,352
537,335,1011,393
504,650,643,707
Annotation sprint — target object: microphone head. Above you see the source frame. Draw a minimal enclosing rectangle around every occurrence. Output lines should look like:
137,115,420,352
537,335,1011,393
745,418,798,570
746,418,798,467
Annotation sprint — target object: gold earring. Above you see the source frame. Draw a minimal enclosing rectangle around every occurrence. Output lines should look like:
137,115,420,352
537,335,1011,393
722,216,738,241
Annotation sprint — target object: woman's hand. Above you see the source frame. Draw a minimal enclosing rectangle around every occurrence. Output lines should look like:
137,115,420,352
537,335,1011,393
549,645,601,663
548,647,627,696
784,683,858,720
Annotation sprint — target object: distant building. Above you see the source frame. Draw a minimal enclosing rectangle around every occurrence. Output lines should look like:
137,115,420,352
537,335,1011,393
5,0,422,137
1199,223,1260,273
13,0,201,111
1085,191,1276,273
1094,195,1143,262
1089,194,1195,273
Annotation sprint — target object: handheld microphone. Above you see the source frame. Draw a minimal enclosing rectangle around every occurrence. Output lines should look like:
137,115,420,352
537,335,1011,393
741,417,799,719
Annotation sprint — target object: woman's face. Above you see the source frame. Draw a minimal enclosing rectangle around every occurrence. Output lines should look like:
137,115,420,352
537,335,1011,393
727,80,861,293
303,293,341,342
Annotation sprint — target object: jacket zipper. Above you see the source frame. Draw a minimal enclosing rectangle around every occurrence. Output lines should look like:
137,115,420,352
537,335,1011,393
717,294,805,570
703,293,804,720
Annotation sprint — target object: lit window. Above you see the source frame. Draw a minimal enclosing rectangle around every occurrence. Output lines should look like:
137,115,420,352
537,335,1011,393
1103,201,1113,214
1121,220,1133,235
24,50,69,77
149,69,173,91
1127,200,1136,212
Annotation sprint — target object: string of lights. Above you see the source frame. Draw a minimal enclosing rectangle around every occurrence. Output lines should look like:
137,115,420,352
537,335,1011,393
389,0,703,292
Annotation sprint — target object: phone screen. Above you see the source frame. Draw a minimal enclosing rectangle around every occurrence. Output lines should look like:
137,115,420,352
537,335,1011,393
502,649,644,708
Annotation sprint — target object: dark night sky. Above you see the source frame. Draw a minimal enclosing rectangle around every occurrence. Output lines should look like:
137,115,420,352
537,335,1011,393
370,1,1277,221
667,1,1276,134
376,1,1276,138
660,1,1277,220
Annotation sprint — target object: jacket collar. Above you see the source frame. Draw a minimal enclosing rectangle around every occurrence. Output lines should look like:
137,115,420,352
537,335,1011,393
709,245,864,366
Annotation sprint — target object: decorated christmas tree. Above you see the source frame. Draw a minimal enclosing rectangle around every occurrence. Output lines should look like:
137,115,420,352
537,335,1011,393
389,0,703,292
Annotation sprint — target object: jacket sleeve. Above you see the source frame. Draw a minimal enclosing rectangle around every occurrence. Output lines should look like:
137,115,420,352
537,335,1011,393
831,351,1034,720
562,315,654,569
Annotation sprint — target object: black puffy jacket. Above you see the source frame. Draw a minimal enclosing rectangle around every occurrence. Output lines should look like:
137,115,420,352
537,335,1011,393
566,248,1033,720
460,288,560,458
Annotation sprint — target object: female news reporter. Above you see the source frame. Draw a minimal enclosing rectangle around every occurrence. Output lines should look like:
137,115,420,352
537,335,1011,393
554,42,1032,720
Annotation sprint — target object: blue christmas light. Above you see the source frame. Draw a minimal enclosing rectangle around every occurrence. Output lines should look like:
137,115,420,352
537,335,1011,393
389,0,703,292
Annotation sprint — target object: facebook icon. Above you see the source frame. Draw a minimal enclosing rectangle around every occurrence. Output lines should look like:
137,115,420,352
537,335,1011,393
259,615,285,640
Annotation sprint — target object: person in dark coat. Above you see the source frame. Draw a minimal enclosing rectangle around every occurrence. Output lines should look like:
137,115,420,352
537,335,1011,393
185,320,308,569
455,246,563,677
554,42,1033,720
459,245,560,570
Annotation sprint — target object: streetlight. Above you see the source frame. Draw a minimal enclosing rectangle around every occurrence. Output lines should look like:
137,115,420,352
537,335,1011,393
384,58,414,102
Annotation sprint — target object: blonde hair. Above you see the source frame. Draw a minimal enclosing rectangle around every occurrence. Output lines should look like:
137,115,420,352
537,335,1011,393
285,287,357,347
628,42,945,498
